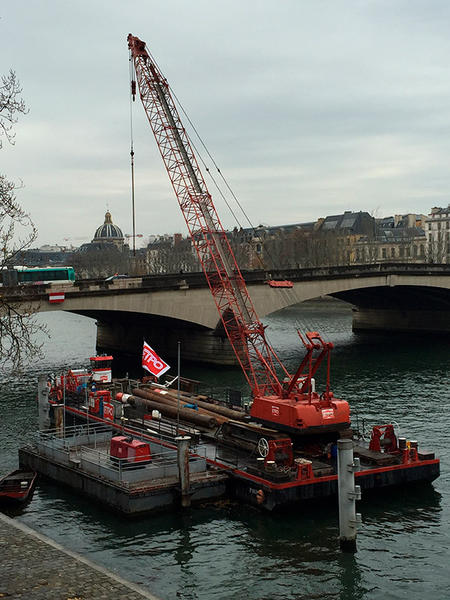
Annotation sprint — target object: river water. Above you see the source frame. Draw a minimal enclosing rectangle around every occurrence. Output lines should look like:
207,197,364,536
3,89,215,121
1,301,449,600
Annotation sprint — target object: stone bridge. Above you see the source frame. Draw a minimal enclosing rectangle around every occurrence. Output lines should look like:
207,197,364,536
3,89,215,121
3,262,449,365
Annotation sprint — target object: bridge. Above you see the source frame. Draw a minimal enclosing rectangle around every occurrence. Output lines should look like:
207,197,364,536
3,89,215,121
2,262,449,365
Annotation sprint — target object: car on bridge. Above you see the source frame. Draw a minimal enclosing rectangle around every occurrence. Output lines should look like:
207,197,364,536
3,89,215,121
104,273,128,281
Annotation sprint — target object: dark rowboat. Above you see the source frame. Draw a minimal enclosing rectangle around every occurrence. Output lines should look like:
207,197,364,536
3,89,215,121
0,469,37,505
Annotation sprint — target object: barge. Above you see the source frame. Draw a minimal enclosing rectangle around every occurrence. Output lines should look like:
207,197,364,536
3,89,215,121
19,423,228,516
19,355,440,515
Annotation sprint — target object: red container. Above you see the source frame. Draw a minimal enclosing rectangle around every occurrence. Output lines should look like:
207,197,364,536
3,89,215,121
110,436,151,464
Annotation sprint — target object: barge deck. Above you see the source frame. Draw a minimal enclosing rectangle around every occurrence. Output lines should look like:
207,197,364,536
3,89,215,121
19,424,228,516
25,372,439,515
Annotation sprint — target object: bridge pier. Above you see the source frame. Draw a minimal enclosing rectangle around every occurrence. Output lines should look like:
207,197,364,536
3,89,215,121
352,307,450,334
96,317,238,366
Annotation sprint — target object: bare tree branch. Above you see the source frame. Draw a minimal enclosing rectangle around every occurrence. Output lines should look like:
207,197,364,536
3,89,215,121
0,70,28,148
1,70,47,372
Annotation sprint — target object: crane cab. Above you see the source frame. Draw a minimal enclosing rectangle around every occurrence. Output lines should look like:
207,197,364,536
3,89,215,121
250,393,350,436
250,331,350,436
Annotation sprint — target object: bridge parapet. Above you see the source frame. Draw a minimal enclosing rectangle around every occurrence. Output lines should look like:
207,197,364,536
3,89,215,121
2,262,450,303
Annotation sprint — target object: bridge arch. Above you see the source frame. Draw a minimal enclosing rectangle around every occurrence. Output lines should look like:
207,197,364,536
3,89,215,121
3,263,450,364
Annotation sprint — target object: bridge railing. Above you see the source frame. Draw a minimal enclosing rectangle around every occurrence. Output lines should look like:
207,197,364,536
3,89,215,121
1,261,449,300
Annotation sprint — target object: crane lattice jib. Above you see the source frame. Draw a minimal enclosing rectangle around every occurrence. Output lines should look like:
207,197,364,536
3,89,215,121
128,34,286,396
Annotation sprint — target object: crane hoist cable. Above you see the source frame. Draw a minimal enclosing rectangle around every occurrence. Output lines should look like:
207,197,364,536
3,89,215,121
171,82,289,279
187,134,243,227
172,87,255,229
129,54,137,256
178,76,314,345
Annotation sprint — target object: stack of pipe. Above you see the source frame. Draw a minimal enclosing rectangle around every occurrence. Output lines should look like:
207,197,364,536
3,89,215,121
132,387,247,422
116,392,219,429
116,385,247,430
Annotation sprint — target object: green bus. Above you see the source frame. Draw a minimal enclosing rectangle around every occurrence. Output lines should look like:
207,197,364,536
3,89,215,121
3,266,76,285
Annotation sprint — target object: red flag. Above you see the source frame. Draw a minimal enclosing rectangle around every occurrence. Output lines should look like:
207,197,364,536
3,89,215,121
142,341,171,378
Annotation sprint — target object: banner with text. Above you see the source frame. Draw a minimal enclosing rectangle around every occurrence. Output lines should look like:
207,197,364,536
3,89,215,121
142,341,171,378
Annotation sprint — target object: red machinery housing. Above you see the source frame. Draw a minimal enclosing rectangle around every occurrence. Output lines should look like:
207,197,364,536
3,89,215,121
250,331,350,434
88,390,112,418
65,369,90,394
369,424,398,453
127,34,350,435
110,436,151,465
265,439,293,467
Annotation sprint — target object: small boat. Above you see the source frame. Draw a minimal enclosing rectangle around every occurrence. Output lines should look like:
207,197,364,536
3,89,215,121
0,469,37,505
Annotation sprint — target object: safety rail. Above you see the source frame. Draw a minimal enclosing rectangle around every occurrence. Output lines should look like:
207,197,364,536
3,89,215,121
35,423,112,449
32,422,208,485
194,384,246,409
78,442,207,485
212,444,252,471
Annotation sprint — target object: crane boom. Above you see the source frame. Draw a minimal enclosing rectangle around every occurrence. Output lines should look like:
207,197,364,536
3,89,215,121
127,34,285,397
127,34,350,435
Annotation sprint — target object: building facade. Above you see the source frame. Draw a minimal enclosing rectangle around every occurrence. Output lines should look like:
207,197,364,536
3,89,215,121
425,205,450,263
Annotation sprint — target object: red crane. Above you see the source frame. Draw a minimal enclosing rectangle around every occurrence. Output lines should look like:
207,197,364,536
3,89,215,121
127,34,350,435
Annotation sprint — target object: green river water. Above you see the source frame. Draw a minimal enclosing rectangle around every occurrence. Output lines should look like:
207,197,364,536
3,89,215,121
0,301,449,600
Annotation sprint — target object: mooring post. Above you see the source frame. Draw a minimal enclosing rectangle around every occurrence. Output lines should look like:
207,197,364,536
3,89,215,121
38,374,51,430
337,438,362,552
54,405,64,438
176,435,191,507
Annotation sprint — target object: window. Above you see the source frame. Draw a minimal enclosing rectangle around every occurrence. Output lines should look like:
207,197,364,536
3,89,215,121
382,248,387,259
391,247,395,258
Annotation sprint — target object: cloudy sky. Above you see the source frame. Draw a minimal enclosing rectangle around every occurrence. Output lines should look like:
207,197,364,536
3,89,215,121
2,1,450,247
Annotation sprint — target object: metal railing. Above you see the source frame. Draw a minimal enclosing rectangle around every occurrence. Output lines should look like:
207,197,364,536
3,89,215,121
35,423,112,450
33,422,208,485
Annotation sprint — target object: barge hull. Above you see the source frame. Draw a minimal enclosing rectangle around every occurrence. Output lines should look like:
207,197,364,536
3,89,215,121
230,460,440,511
19,446,228,517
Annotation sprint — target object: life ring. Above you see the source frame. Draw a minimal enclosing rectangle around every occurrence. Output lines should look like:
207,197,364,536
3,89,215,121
256,489,265,505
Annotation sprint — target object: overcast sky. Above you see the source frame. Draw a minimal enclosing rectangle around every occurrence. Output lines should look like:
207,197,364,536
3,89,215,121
2,1,450,247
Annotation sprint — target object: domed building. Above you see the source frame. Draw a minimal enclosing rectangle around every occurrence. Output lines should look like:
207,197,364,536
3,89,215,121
92,211,125,250
74,211,129,278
